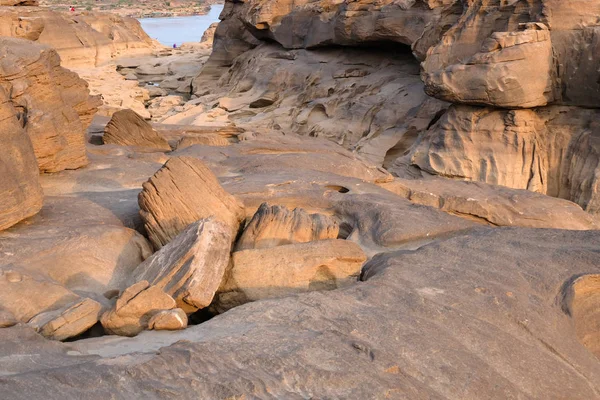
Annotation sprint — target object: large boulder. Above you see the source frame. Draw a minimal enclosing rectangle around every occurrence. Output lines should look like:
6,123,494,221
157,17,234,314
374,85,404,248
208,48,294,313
132,218,232,313
0,85,43,231
235,202,339,251
138,156,245,249
215,239,366,311
0,37,100,172
103,109,171,151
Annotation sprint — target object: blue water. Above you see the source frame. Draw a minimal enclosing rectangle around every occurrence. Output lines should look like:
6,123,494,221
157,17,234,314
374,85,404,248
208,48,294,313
139,4,224,47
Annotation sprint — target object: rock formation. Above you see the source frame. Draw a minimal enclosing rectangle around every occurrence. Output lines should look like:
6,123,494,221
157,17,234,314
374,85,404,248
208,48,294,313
100,280,181,336
0,7,156,68
216,239,366,311
103,109,171,151
138,156,245,248
235,202,339,251
131,218,232,313
1,0,600,397
0,85,43,230
0,37,100,172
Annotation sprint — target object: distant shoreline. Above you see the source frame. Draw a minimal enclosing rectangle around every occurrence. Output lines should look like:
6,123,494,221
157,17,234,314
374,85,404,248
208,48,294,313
39,1,223,20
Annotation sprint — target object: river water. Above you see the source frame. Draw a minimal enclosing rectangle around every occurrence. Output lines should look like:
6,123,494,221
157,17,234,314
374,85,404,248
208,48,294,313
138,4,224,47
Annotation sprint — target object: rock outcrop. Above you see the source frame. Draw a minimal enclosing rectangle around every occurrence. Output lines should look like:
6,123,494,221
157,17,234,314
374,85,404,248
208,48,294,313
132,218,232,313
235,202,339,251
0,85,43,230
138,156,245,249
215,239,366,311
103,109,171,151
100,280,181,336
0,37,100,172
0,8,155,68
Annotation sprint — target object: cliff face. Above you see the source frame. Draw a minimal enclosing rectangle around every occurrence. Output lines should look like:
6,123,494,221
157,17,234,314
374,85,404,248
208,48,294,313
192,0,600,212
0,37,100,173
0,7,155,68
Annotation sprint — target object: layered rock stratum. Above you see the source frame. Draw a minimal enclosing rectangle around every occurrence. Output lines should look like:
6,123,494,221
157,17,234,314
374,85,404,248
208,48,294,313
1,0,600,399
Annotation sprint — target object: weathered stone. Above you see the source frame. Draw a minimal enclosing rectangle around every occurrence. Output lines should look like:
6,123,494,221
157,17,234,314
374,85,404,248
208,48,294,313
380,178,600,230
215,239,366,311
0,37,99,172
0,308,18,328
0,85,43,231
28,298,103,341
103,109,171,151
423,24,554,108
0,8,155,68
175,134,230,150
101,281,176,337
560,274,600,358
147,308,188,331
408,105,600,214
235,202,339,251
138,156,245,249
132,218,232,313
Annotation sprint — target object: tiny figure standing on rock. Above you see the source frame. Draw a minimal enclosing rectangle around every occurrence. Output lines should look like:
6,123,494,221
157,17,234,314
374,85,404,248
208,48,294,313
173,43,177,49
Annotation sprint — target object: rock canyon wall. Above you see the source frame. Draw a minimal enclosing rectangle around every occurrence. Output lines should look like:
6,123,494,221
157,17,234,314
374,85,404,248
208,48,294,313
189,0,600,213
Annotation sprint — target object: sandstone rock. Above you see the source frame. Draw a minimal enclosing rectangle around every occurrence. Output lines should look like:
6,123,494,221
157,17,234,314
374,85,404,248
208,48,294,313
103,109,171,151
0,308,17,328
138,156,245,248
101,281,176,336
132,218,232,313
408,105,600,214
9,229,600,399
146,85,168,98
28,298,103,341
0,8,155,68
0,85,43,231
215,239,366,311
148,95,185,121
0,196,154,295
560,274,600,358
192,43,444,166
0,267,80,324
175,134,230,149
235,202,339,251
0,37,99,172
423,23,554,108
380,178,600,230
147,308,188,331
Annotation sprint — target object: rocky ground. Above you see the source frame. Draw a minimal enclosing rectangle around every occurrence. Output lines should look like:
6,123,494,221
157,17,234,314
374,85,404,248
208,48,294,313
39,0,220,18
1,0,600,399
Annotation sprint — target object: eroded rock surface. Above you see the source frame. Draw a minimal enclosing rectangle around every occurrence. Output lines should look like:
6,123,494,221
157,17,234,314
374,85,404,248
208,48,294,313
216,239,366,311
138,156,245,248
101,280,178,336
0,8,156,68
0,37,100,172
132,218,232,313
0,85,43,230
103,109,171,151
235,202,339,251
